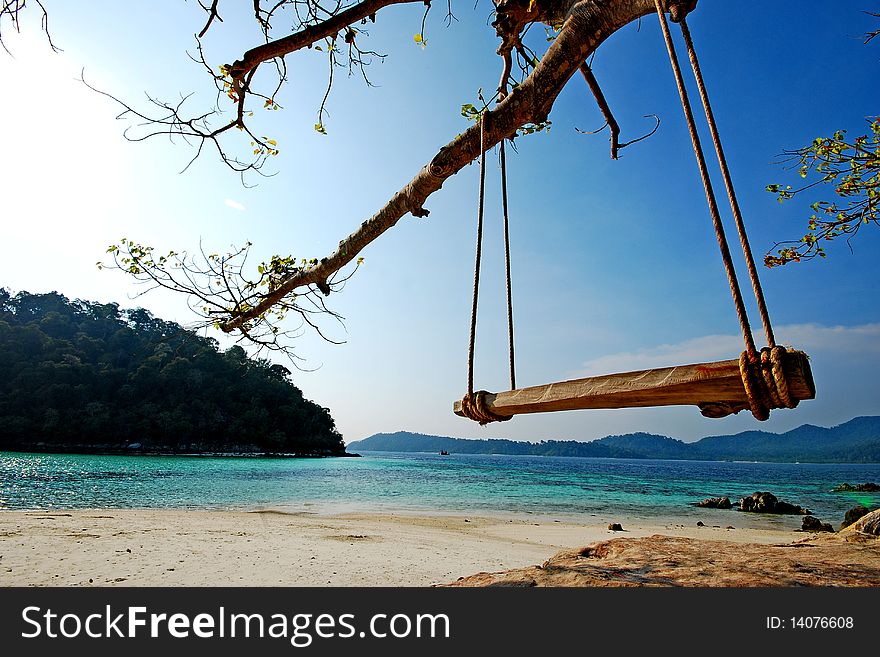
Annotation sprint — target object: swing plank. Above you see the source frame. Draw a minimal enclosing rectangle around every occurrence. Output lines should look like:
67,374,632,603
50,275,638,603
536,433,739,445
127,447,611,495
453,349,814,419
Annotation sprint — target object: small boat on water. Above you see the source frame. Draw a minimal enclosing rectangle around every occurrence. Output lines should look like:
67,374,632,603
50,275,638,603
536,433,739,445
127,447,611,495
439,450,450,456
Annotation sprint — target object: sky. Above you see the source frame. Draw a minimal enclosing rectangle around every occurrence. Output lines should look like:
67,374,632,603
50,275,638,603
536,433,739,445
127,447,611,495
1,1,878,445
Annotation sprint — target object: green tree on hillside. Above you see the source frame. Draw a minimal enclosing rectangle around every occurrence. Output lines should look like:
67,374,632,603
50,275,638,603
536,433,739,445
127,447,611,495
0,289,345,455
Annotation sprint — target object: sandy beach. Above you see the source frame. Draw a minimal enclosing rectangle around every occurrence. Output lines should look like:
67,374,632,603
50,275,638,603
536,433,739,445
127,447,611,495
0,508,806,587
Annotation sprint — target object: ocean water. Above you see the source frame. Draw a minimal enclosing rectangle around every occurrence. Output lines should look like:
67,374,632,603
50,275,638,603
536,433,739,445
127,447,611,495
1,451,879,530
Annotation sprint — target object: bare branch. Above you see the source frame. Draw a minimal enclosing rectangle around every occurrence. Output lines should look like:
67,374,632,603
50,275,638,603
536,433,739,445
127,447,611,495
0,0,60,53
197,0,223,38
864,10,879,43
578,62,621,159
81,71,280,175
227,0,424,82
576,63,661,159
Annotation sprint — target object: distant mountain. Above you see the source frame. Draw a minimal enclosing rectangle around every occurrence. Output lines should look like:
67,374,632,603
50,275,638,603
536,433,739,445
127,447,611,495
347,417,880,463
688,416,880,463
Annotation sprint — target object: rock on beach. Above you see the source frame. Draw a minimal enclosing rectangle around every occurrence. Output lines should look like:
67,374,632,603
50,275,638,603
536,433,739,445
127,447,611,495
738,491,810,515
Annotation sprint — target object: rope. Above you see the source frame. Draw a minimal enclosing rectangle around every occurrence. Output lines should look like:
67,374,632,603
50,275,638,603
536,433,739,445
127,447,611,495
677,16,777,350
461,110,513,425
655,1,795,420
768,346,796,409
654,1,756,360
500,138,516,391
465,112,488,404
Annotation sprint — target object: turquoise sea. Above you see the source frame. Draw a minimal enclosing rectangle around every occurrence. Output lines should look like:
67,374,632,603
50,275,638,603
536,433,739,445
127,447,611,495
2,451,879,530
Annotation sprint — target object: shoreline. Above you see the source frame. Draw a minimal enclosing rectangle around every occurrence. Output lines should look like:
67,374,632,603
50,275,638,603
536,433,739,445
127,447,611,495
4,447,879,465
1,507,809,587
0,447,361,458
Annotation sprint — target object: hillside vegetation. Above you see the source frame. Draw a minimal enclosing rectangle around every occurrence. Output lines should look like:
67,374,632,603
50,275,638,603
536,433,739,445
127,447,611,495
0,289,345,455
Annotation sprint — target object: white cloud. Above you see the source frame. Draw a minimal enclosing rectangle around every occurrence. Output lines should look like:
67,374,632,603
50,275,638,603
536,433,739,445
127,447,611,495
777,323,880,354
572,323,880,377
224,199,246,211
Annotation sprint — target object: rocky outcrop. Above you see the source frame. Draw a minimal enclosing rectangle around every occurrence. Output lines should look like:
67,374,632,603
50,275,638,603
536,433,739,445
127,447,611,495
849,508,880,536
832,482,880,492
446,510,880,587
842,505,871,529
801,516,833,532
695,497,732,509
738,491,810,515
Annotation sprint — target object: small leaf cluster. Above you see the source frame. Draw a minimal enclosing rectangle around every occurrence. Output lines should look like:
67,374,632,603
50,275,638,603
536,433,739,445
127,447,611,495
460,103,482,122
250,136,280,157
100,238,178,276
218,64,239,102
462,86,551,137
517,120,551,136
765,117,879,267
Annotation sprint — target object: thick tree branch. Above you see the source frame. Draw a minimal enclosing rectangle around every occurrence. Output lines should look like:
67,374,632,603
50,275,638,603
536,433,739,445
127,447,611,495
221,0,695,332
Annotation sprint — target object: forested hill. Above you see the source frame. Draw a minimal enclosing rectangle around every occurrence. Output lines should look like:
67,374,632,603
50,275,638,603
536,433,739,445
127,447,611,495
0,289,346,456
349,416,880,463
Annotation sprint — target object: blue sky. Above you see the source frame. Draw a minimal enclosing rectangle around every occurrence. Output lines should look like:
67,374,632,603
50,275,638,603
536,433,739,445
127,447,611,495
1,1,878,444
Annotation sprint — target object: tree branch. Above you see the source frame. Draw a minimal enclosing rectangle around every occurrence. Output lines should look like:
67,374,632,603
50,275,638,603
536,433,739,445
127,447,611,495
578,62,621,159
220,0,687,332
227,0,423,82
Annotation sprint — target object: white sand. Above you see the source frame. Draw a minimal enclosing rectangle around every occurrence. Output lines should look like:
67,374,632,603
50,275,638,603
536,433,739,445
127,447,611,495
0,508,805,587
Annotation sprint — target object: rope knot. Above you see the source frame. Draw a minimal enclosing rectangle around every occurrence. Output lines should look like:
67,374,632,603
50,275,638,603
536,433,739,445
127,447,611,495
739,346,799,421
460,391,512,426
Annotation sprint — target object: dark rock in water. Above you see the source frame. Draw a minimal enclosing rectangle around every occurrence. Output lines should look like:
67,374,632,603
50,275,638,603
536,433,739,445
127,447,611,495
832,482,880,492
842,505,871,530
801,516,834,533
738,491,811,515
739,491,778,513
775,500,812,515
696,496,732,509
608,523,623,531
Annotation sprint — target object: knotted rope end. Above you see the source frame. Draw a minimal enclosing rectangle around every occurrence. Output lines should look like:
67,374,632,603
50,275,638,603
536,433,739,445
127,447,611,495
739,346,800,421
460,390,513,426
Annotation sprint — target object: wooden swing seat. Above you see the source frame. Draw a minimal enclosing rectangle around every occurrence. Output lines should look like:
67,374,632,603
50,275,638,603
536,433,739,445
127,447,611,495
455,8,817,425
453,349,814,420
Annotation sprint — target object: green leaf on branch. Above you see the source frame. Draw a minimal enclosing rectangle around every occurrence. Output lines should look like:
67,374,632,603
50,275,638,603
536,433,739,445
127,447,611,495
765,116,880,267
